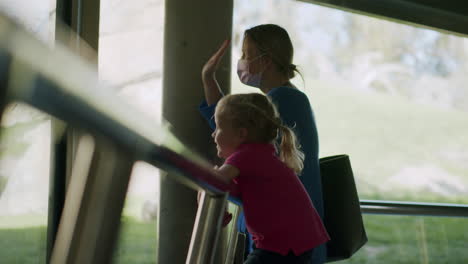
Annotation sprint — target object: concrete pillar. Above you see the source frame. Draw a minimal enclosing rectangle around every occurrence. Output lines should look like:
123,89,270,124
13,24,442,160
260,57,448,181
160,0,233,263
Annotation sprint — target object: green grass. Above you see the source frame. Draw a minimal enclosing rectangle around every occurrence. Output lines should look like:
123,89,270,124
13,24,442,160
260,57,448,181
0,214,157,264
1,213,467,263
0,224,47,264
336,215,468,264
112,216,157,264
308,81,468,203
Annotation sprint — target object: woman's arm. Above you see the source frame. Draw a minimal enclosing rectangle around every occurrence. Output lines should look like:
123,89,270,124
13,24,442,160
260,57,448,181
201,39,230,105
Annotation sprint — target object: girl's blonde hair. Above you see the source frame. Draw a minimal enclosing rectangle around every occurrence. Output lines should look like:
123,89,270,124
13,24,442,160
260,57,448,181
216,93,305,174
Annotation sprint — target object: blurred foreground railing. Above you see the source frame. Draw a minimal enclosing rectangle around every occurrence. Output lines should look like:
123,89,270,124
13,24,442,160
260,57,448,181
0,12,238,264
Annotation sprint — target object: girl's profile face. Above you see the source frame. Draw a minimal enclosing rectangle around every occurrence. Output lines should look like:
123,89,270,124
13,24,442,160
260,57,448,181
212,113,246,159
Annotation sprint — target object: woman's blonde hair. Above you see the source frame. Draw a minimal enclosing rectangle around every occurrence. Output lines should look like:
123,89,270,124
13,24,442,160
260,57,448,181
245,24,300,80
216,93,304,174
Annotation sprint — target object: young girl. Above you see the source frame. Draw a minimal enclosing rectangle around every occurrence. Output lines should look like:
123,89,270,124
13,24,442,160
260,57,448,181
212,93,329,264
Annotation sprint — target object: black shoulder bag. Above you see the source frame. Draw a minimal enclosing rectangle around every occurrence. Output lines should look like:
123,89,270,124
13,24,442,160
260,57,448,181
319,154,368,262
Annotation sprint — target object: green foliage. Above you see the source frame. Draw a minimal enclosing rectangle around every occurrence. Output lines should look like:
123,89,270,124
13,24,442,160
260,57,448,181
0,176,7,196
0,119,47,159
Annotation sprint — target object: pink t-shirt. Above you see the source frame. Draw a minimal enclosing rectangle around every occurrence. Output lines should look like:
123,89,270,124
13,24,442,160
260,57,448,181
225,143,329,256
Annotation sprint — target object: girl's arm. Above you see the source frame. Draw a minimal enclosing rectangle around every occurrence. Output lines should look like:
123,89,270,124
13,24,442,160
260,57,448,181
201,39,230,105
214,164,239,184
214,164,240,197
197,164,239,201
197,164,238,227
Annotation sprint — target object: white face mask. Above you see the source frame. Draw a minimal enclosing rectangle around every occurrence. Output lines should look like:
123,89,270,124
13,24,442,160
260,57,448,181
237,54,265,88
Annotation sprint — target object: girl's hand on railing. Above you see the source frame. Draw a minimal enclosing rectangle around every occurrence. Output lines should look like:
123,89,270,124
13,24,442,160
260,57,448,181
222,211,233,227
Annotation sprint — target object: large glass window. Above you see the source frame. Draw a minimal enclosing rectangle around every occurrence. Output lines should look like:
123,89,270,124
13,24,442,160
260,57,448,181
232,0,468,205
232,1,468,263
0,0,56,263
99,0,164,262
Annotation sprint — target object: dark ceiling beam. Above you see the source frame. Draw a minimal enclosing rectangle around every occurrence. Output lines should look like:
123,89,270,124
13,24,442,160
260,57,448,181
298,0,468,37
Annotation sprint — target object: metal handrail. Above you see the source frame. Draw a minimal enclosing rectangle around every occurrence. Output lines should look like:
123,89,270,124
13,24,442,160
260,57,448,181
361,199,468,218
0,12,232,264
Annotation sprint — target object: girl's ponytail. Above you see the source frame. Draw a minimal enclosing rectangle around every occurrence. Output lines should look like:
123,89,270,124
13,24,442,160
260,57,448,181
278,125,304,174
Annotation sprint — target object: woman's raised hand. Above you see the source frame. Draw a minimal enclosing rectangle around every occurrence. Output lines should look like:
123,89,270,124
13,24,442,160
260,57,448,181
202,39,231,80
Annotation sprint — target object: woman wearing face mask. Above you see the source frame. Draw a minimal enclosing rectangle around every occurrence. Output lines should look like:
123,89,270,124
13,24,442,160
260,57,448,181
199,24,326,264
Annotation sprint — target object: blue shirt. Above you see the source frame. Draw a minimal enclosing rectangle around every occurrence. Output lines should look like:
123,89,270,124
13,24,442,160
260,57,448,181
199,86,326,263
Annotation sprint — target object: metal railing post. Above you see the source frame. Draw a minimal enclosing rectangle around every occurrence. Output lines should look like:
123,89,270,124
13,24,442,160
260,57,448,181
224,205,240,264
186,191,228,264
50,135,134,264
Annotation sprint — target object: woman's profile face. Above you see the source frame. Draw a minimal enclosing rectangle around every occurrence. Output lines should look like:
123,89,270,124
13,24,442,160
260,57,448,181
241,35,265,74
241,35,261,60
